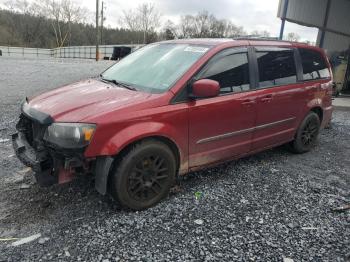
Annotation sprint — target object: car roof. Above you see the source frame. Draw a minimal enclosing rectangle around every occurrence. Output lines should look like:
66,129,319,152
161,38,234,46
160,38,319,51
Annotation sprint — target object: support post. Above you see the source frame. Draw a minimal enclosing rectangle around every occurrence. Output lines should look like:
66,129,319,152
96,0,99,61
279,0,289,40
101,1,104,45
319,0,331,48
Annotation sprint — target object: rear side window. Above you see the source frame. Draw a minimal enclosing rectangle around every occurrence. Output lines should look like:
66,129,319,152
198,52,250,94
256,49,297,88
299,48,330,80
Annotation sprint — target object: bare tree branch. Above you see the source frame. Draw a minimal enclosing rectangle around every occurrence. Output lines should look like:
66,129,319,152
121,3,161,44
33,0,87,47
286,32,300,42
120,9,139,32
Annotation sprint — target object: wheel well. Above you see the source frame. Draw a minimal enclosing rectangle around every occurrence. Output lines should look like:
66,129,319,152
311,107,323,123
112,136,181,174
152,136,181,171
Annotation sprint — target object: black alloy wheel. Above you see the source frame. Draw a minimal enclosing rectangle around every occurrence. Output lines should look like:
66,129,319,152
290,111,321,153
110,139,176,210
301,119,319,147
127,154,170,202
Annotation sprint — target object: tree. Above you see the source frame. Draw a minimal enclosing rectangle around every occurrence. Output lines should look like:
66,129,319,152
286,32,300,42
4,0,35,14
121,3,161,44
164,29,175,40
251,30,270,37
177,11,246,39
193,11,213,37
120,9,139,32
178,15,196,38
222,20,246,37
210,19,226,38
0,6,252,47
162,19,177,39
33,0,87,47
61,0,87,45
138,3,161,43
3,0,46,46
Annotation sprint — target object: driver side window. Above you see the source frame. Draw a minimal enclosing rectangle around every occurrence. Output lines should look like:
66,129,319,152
197,51,250,94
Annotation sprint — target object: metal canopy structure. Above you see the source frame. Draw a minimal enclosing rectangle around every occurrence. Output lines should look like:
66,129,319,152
277,0,350,54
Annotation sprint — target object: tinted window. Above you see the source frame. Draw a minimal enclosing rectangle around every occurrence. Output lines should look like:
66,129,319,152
299,48,330,80
199,52,250,94
257,49,297,88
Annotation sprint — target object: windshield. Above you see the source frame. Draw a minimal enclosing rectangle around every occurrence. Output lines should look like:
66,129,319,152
101,43,210,93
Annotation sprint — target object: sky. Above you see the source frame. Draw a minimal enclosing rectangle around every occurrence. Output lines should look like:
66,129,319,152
0,0,319,42
83,0,318,42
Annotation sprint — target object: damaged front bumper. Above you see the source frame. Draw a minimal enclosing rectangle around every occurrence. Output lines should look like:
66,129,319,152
12,101,90,186
12,131,57,186
12,132,47,173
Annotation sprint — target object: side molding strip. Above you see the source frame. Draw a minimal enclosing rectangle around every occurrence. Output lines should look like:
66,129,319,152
196,117,296,144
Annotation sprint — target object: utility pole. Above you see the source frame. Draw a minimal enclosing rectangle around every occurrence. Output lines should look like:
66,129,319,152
96,0,99,61
101,1,104,45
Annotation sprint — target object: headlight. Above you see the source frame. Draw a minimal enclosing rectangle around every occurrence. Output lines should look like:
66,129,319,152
44,123,96,149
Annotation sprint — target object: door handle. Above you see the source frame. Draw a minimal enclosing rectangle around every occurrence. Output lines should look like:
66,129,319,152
260,94,273,103
241,99,256,106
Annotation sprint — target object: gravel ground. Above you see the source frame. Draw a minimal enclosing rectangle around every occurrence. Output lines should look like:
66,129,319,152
0,57,349,261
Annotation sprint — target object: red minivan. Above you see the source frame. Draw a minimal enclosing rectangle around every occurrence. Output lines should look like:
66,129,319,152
12,39,333,210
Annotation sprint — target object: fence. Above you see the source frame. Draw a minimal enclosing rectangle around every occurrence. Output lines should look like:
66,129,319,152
0,46,52,58
52,45,141,59
0,45,142,59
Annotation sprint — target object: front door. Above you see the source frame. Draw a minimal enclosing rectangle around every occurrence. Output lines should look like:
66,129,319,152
188,48,257,168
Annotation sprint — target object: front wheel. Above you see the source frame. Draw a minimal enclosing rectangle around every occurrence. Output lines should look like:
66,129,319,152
110,140,176,210
289,112,320,154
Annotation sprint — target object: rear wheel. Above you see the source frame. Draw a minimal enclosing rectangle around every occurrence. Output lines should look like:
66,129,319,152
110,140,176,210
290,112,320,153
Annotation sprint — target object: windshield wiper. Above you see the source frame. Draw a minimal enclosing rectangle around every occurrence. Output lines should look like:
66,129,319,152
99,76,137,91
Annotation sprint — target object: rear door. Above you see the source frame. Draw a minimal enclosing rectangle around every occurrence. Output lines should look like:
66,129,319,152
251,47,305,150
298,47,333,107
188,47,257,168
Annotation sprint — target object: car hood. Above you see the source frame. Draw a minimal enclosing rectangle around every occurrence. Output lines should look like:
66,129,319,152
28,79,153,122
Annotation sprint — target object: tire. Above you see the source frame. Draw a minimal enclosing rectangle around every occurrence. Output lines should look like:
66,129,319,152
110,139,176,210
289,112,320,154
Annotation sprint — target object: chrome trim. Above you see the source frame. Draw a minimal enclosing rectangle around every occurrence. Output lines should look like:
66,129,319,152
197,127,255,144
196,117,296,144
254,117,295,131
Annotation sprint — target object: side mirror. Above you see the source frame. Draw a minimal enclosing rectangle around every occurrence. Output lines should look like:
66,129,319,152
191,79,220,99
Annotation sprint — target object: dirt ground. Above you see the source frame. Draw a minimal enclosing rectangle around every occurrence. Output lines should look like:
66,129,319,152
0,57,349,261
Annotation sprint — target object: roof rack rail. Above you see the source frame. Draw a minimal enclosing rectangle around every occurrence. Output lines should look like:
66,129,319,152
233,36,310,45
233,36,283,41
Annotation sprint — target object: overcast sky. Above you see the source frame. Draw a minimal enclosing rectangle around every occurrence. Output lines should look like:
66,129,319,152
83,0,318,41
0,0,319,42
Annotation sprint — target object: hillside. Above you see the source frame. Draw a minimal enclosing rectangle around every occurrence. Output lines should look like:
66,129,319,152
0,9,148,48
